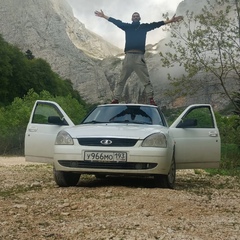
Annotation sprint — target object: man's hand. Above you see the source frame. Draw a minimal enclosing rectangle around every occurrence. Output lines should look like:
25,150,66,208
165,14,183,24
94,10,109,20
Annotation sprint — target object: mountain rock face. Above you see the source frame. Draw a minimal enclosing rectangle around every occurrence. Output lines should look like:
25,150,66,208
0,0,237,109
153,0,238,109
0,0,121,103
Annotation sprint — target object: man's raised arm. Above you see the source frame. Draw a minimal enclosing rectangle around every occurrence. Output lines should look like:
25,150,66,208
164,14,183,24
94,10,109,20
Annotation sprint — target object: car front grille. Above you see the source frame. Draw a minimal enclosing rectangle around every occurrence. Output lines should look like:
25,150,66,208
58,160,157,170
77,138,138,147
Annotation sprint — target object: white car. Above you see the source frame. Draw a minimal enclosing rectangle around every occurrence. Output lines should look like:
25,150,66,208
25,101,221,188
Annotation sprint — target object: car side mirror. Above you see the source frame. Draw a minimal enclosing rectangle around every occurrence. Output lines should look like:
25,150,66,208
176,119,197,128
48,116,68,125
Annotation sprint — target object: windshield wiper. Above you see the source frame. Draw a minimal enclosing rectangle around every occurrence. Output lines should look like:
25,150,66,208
131,121,152,125
110,120,131,123
82,120,108,124
110,120,152,124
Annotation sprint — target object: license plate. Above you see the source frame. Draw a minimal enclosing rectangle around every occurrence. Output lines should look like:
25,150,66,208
84,151,127,162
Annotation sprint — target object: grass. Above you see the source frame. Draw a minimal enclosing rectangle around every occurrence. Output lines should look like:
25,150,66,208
0,184,43,198
0,164,54,198
206,143,240,177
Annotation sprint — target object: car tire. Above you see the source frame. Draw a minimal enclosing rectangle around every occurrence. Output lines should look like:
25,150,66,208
154,154,176,189
53,167,81,187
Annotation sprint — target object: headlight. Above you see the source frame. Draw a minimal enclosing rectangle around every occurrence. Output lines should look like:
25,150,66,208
55,131,74,145
142,133,167,148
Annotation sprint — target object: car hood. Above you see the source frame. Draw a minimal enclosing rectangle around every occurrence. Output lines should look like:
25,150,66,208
64,124,168,139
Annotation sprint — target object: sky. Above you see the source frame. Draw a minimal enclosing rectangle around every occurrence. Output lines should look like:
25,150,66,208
66,0,183,49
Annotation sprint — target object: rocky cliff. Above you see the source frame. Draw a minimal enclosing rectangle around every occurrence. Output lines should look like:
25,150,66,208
0,0,121,103
0,0,237,108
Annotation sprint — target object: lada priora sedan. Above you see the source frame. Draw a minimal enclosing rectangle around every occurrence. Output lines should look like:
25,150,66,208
25,101,220,188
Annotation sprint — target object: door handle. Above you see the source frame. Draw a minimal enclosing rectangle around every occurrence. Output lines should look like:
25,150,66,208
209,131,218,137
28,126,38,132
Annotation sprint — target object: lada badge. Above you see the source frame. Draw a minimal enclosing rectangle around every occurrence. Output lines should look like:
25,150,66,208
100,139,112,145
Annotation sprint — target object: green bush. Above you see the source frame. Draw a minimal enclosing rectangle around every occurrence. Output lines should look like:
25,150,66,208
210,113,240,176
221,144,240,169
0,89,87,155
206,144,240,176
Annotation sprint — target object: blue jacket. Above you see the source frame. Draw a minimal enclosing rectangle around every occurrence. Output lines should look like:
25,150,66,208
108,17,165,53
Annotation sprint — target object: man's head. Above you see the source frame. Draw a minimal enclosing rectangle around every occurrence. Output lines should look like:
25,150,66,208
132,12,141,22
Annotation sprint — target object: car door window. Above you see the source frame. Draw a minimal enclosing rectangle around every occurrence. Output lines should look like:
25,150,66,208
177,106,215,128
32,103,64,124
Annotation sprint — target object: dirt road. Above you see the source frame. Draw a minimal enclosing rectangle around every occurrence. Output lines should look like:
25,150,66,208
0,157,239,239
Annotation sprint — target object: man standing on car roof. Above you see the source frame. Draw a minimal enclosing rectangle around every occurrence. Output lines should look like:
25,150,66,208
94,10,183,105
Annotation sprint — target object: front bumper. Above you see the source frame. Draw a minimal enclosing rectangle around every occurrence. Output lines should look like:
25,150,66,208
53,143,173,175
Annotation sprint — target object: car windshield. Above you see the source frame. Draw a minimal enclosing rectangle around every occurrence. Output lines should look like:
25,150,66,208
82,105,165,126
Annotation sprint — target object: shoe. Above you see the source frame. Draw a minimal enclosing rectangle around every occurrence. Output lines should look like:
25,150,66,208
149,98,157,106
111,99,119,104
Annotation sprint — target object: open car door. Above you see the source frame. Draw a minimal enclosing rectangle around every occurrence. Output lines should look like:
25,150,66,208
25,100,74,163
169,104,221,169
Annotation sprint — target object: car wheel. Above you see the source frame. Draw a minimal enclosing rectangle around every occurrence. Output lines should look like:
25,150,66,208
53,167,81,187
154,154,176,189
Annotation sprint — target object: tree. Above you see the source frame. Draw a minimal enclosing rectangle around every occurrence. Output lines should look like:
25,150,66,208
233,89,240,116
0,34,86,107
232,89,240,145
0,35,15,104
160,0,240,112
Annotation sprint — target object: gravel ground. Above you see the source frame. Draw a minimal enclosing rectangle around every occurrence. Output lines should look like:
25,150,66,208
0,157,240,240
